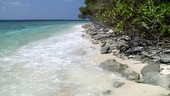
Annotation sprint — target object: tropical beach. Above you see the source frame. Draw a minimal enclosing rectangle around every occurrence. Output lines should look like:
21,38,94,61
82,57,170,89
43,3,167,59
81,23,170,96
0,21,169,96
0,0,170,96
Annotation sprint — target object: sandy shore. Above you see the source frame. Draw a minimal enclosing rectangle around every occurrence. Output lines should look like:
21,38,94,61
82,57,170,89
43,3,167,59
83,33,146,74
83,32,170,96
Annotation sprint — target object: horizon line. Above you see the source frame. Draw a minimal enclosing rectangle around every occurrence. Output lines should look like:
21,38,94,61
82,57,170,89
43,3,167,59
0,19,89,21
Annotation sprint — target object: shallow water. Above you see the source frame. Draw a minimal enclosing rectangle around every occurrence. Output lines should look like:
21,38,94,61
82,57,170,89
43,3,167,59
0,21,169,96
0,23,118,96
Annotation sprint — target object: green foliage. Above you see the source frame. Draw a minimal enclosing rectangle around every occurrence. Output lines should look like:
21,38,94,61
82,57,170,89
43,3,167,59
79,0,170,38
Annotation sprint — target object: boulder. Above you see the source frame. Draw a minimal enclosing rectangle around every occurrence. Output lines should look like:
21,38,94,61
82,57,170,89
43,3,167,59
92,40,99,44
101,41,106,47
116,41,129,53
129,41,140,47
100,44,110,54
102,90,112,95
150,55,161,62
125,46,144,55
142,72,160,86
167,93,170,96
93,34,104,40
107,39,114,44
123,68,140,81
151,50,170,64
142,72,170,89
164,50,170,54
99,59,127,73
141,64,160,76
160,54,170,64
106,33,115,38
89,32,97,36
160,64,170,74
113,81,125,88
124,36,131,41
103,28,110,32
127,71,140,81
110,44,117,50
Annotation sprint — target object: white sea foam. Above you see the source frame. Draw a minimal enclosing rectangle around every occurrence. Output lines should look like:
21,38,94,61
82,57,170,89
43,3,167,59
0,24,117,96
0,24,169,96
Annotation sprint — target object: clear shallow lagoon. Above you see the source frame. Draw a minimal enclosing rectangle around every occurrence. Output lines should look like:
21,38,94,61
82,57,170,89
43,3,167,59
0,20,169,96
0,21,116,96
0,21,87,57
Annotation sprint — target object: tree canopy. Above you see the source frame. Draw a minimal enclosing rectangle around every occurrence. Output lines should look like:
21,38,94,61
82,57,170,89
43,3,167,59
79,0,170,38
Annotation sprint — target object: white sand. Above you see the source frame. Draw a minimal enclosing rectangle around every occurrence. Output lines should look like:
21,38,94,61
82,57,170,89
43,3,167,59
83,33,170,96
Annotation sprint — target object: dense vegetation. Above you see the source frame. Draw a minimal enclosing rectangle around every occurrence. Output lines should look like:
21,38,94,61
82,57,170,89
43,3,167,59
79,0,170,39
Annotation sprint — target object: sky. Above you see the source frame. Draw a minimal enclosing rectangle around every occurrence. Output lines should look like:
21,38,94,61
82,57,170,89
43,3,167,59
0,0,85,20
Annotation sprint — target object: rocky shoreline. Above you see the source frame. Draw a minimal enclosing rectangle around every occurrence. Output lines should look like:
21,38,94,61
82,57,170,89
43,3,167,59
82,23,170,95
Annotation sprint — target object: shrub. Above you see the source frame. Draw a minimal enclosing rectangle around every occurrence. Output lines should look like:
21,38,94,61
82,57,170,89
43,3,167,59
79,0,170,38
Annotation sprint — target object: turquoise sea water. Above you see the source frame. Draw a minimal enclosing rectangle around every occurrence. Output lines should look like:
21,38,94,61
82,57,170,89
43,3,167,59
0,20,116,96
0,20,87,57
0,21,168,96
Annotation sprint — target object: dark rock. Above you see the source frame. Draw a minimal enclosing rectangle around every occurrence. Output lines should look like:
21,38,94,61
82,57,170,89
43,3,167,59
125,46,144,55
93,29,98,32
129,41,139,47
124,36,131,41
160,54,170,64
101,42,106,47
118,45,129,53
92,40,99,44
150,50,170,64
141,64,160,76
98,28,104,32
101,40,106,43
109,44,116,50
117,41,129,53
167,93,170,96
107,33,115,38
93,34,104,40
127,71,140,81
89,31,97,36
129,37,142,47
99,59,127,73
142,72,170,89
150,55,161,62
100,44,110,54
164,50,170,54
107,39,114,44
141,51,149,56
136,79,144,83
103,28,109,32
102,90,112,95
142,72,159,85
123,68,140,81
113,81,125,88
